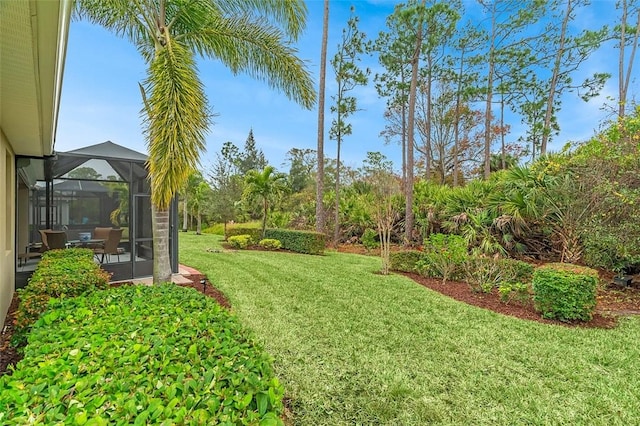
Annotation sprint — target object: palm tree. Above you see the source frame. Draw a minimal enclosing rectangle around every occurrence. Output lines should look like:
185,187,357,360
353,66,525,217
243,166,287,238
76,0,316,283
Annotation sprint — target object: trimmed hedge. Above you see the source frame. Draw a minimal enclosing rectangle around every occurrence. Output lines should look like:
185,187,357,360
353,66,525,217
0,285,284,424
264,229,325,255
13,248,110,346
389,251,423,273
532,263,599,322
225,227,262,242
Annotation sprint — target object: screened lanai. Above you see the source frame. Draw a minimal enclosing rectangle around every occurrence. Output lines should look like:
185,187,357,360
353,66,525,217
15,141,178,287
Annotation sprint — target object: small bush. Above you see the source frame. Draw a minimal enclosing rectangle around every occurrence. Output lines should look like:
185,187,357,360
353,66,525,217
226,227,263,242
498,282,531,304
361,228,380,251
228,234,253,249
418,234,468,283
532,263,599,322
264,229,325,255
389,251,423,273
0,285,284,424
13,248,110,347
463,256,502,293
259,238,282,250
463,256,535,294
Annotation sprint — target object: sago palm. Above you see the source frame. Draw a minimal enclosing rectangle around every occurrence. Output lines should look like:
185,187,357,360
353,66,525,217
76,0,315,282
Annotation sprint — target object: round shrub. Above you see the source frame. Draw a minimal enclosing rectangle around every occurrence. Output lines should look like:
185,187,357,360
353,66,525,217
259,238,282,250
532,263,599,322
228,234,253,249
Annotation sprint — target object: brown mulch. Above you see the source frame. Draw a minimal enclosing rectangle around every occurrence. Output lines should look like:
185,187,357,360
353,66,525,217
0,274,231,376
400,272,633,329
178,274,231,309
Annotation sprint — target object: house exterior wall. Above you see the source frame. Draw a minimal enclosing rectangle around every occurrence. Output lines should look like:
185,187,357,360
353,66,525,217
0,129,16,328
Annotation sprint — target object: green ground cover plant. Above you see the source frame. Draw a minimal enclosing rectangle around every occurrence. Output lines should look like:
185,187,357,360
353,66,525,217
13,248,110,347
180,233,640,425
0,284,284,425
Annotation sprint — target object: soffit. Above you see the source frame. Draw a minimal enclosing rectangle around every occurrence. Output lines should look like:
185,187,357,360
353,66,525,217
0,1,71,157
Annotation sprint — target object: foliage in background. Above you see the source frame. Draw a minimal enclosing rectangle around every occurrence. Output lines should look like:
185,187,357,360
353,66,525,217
1,285,284,424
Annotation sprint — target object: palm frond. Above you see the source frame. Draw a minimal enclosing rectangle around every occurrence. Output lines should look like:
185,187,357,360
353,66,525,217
143,39,210,209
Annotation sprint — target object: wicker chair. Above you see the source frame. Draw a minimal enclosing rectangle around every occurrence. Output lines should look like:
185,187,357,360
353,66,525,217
93,228,123,263
43,230,67,250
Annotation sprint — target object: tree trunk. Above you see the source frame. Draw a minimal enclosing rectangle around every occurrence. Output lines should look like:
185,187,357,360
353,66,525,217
316,0,329,234
484,3,497,180
425,59,432,181
196,210,202,235
619,0,640,118
262,197,268,238
541,0,572,157
405,4,424,245
182,196,188,232
152,204,172,284
334,135,341,246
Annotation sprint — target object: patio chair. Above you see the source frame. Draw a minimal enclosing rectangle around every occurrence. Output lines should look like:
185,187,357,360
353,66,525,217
88,227,112,249
93,228,123,263
43,230,67,250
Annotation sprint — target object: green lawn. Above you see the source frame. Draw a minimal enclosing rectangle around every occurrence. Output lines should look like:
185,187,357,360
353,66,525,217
179,233,640,425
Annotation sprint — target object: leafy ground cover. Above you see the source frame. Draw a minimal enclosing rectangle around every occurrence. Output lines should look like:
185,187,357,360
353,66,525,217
0,284,283,424
179,232,640,425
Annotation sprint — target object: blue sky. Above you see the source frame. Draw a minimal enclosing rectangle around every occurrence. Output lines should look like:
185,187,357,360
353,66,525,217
56,0,629,174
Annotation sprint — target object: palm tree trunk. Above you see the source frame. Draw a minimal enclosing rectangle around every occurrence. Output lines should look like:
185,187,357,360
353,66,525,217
182,195,188,232
262,197,268,238
152,204,172,284
196,210,202,235
316,0,329,234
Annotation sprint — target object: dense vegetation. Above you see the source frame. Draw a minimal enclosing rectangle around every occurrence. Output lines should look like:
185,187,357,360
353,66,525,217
13,248,110,347
192,109,640,279
1,285,284,425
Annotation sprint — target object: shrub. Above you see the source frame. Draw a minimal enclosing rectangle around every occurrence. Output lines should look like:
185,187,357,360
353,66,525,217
532,263,599,322
498,281,530,304
228,234,253,249
418,233,468,283
361,228,380,251
226,227,263,242
463,256,503,293
0,285,284,424
264,229,325,255
259,238,282,250
462,256,535,294
202,223,225,235
13,248,110,347
389,251,423,273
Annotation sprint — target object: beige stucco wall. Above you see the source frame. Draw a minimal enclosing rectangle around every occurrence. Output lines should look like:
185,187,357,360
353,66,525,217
0,129,16,329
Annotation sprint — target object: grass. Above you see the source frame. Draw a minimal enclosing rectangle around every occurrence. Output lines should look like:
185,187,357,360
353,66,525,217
179,233,640,425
